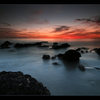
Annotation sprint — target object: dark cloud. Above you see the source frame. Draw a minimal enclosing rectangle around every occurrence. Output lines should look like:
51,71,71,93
27,10,49,25
29,18,49,24
76,15,100,26
87,31,100,35
61,28,86,36
0,22,12,27
59,29,100,39
0,27,21,38
53,25,70,32
0,27,50,39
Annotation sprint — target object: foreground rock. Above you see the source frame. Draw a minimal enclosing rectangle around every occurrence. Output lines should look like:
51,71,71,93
0,71,50,95
52,43,70,49
0,41,12,49
57,49,81,62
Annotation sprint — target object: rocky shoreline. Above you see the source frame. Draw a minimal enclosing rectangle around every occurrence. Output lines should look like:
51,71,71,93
0,71,51,96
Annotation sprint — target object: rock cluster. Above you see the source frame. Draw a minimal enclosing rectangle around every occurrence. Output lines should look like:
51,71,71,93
0,41,12,49
0,71,50,96
76,47,89,54
52,43,70,49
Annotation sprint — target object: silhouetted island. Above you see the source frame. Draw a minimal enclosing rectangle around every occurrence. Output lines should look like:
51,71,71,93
52,42,70,49
0,41,12,49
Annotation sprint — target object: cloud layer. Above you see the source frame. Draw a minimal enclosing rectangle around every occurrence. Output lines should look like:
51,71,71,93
0,15,100,40
53,25,70,32
76,15,100,26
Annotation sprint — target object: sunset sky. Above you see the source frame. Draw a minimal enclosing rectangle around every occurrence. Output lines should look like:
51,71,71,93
0,4,100,40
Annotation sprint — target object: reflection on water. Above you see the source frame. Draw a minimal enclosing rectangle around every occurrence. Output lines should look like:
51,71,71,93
63,61,80,71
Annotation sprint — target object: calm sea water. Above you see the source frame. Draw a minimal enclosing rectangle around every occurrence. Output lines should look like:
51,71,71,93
0,38,100,96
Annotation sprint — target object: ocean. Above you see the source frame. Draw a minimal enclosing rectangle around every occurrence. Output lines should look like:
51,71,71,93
0,38,100,96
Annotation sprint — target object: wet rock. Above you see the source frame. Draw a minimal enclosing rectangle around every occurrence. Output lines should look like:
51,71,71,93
62,49,81,62
0,41,12,49
42,55,50,60
81,50,84,54
78,64,86,71
94,67,100,70
86,50,88,53
94,48,100,55
38,45,49,48
0,71,50,95
14,43,32,48
51,56,56,60
52,43,70,49
76,48,81,52
76,47,89,54
52,62,60,65
57,50,81,62
14,42,46,48
40,41,48,44
57,53,64,59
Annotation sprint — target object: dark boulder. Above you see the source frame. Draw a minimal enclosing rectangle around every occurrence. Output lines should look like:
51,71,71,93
0,71,50,96
42,55,50,60
76,47,89,54
81,50,84,54
0,41,12,49
76,48,81,52
95,67,100,70
94,48,100,55
52,42,58,46
52,62,60,65
57,49,81,62
78,64,86,71
63,50,81,62
57,53,64,59
38,45,49,48
51,56,56,60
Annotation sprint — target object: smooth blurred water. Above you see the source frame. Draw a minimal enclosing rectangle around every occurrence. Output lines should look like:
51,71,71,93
0,39,100,96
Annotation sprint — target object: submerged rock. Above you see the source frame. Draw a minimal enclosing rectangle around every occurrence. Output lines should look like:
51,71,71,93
51,56,56,60
94,67,100,70
0,41,12,49
0,71,50,96
78,64,86,71
57,53,64,59
38,45,49,48
52,62,60,65
42,55,50,60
